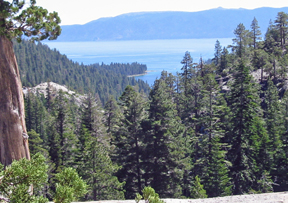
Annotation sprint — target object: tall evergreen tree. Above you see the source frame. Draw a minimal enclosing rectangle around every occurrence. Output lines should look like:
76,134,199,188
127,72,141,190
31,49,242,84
113,86,147,199
104,95,122,134
274,12,288,48
213,40,222,67
252,49,271,82
250,17,262,49
273,90,288,191
143,79,186,198
180,51,194,96
219,47,229,75
78,94,124,200
264,20,283,81
227,61,268,194
231,23,251,58
194,73,231,197
190,176,207,199
48,90,78,171
25,91,48,143
264,78,282,161
28,129,47,156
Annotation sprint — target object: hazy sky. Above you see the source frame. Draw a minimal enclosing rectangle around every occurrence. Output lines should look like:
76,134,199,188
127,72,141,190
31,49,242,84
35,0,288,25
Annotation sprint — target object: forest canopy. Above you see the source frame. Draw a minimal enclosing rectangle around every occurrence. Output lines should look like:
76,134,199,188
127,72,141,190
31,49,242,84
13,39,150,104
7,9,288,202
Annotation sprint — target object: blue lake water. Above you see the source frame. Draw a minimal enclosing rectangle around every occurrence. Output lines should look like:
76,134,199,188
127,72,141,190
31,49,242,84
44,38,232,86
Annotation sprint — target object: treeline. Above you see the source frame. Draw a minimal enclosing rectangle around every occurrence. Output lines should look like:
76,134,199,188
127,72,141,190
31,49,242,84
25,11,288,201
13,40,150,104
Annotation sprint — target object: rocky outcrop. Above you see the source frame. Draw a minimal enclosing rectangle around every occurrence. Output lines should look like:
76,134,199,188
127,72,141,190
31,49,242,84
72,192,288,203
23,82,87,106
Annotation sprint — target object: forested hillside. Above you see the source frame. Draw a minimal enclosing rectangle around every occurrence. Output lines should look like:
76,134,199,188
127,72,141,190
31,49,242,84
13,40,150,104
23,11,288,202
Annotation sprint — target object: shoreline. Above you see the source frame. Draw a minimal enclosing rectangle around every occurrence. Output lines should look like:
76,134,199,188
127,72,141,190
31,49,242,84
127,70,153,77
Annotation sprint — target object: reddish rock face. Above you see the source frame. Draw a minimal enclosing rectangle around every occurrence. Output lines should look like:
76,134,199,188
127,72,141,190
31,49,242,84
0,36,30,166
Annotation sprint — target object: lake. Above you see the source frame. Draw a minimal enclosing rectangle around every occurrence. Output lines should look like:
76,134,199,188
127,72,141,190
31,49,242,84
44,38,232,86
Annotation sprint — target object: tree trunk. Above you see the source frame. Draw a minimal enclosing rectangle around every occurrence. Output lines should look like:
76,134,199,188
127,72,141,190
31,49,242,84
0,36,30,166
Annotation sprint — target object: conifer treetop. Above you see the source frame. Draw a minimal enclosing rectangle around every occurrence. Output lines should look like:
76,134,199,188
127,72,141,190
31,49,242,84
0,0,61,42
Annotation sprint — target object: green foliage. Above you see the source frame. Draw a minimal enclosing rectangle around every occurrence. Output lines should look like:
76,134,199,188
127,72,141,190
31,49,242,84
53,167,87,203
77,95,124,201
104,95,122,134
48,90,78,171
264,79,282,157
191,176,207,199
78,128,125,200
219,46,230,75
213,40,222,66
144,78,186,198
273,91,288,191
135,193,142,203
113,85,147,199
28,129,47,156
0,154,87,203
227,61,269,194
231,23,251,58
135,186,165,203
0,0,61,42
18,11,288,199
257,171,273,193
274,12,288,48
0,153,49,203
25,91,48,142
14,39,150,105
250,17,262,49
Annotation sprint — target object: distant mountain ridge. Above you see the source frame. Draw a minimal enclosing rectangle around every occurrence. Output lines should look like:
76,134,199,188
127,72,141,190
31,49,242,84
56,7,288,41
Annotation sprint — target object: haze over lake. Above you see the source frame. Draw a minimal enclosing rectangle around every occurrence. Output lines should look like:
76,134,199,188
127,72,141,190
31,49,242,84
45,38,232,86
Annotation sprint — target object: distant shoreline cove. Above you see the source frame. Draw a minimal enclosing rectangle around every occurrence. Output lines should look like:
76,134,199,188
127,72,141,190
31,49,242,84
127,70,153,77
44,38,233,86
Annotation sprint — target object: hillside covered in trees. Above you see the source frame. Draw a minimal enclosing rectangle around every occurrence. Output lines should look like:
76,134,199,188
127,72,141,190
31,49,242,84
13,40,150,104
22,11,288,202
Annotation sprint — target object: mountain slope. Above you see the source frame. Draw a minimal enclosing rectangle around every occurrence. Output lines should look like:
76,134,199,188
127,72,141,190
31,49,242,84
14,40,150,104
57,7,288,41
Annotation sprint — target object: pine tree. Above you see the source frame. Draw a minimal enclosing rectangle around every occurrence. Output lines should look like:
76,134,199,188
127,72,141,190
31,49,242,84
219,47,229,75
252,49,271,82
182,68,205,141
180,51,194,96
79,128,124,200
194,73,231,197
104,95,122,135
143,79,186,198
273,91,288,191
213,40,222,67
48,90,78,171
250,17,262,49
274,12,288,48
264,78,282,165
190,176,207,199
227,61,268,194
264,20,283,81
231,23,251,58
78,94,124,200
111,86,147,199
25,91,49,143
28,129,47,156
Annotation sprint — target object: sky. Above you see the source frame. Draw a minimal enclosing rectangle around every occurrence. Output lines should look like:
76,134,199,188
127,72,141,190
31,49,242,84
35,0,288,25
